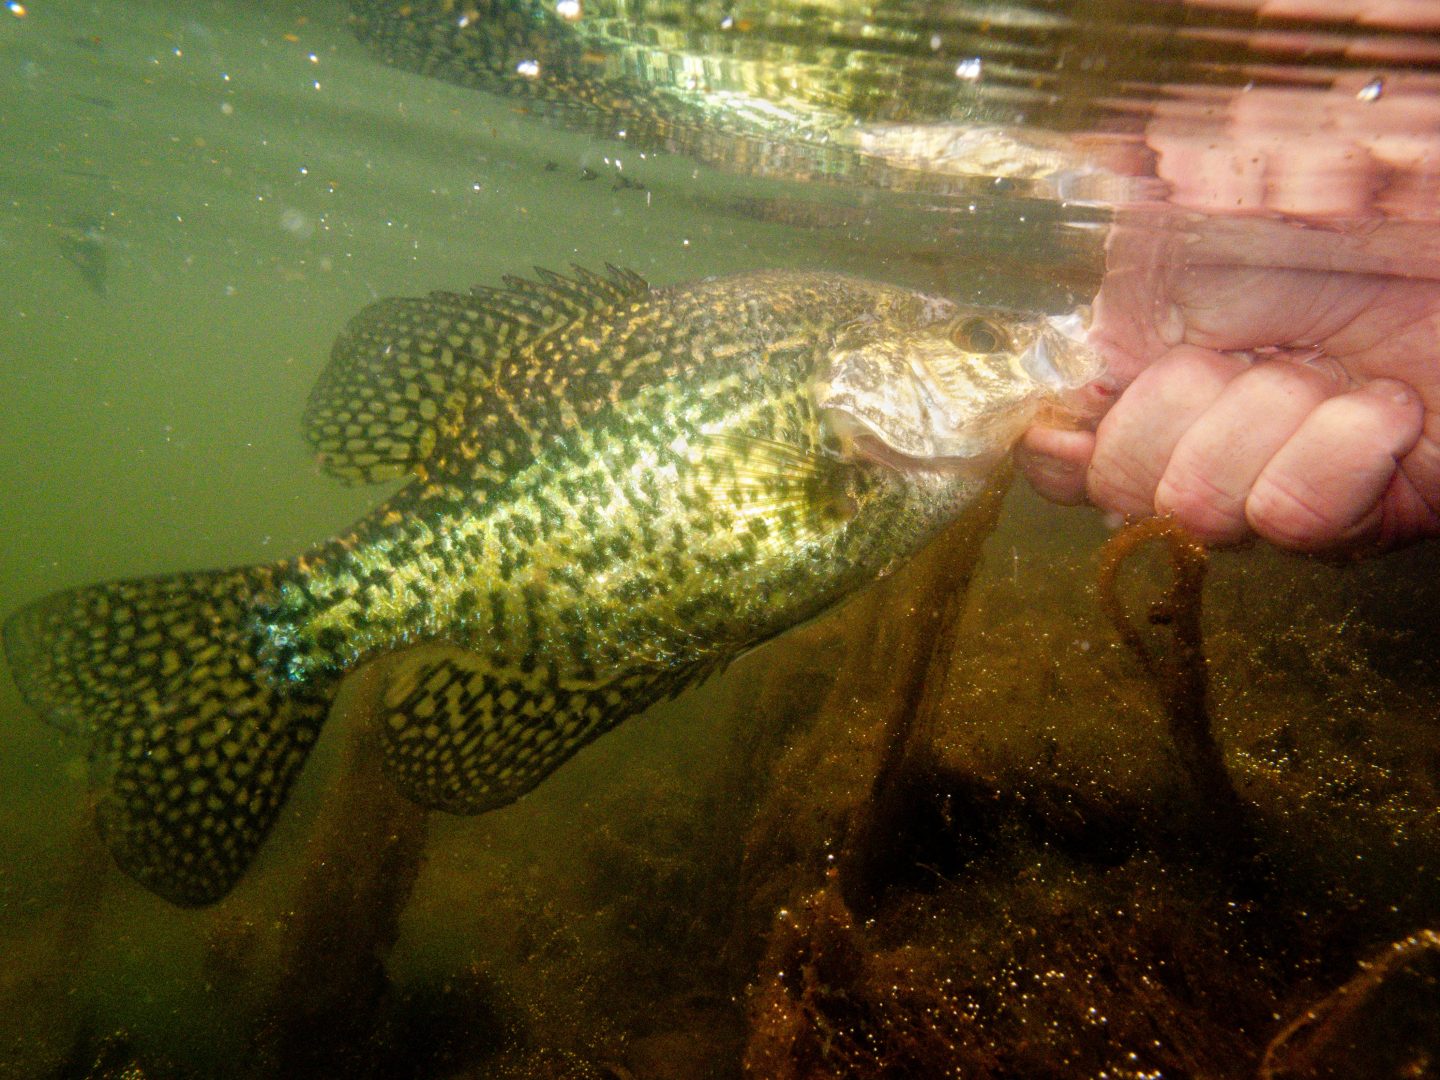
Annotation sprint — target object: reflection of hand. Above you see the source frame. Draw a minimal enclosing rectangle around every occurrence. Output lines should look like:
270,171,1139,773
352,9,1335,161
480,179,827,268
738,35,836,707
1019,74,1440,555
1177,0,1440,37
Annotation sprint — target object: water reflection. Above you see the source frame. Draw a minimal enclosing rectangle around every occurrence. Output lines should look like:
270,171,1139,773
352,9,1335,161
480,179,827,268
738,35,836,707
347,0,1440,207
350,0,1440,550
348,0,1155,200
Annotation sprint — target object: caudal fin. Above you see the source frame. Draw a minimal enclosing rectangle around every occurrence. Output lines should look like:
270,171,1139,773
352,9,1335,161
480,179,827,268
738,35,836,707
4,566,332,906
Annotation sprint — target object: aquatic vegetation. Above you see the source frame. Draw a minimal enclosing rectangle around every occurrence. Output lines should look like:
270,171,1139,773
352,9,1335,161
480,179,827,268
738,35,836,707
724,496,1440,1079
8,487,1440,1079
743,859,1298,1080
0,803,113,1075
744,869,999,1078
727,478,1008,952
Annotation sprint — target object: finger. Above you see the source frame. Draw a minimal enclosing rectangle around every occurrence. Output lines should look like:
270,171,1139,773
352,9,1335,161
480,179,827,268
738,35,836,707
1087,347,1250,518
1246,378,1425,552
1154,359,1339,543
1376,464,1440,551
1016,426,1095,505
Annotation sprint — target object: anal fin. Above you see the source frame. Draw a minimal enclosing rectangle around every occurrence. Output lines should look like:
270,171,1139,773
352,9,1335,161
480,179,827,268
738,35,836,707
374,645,695,815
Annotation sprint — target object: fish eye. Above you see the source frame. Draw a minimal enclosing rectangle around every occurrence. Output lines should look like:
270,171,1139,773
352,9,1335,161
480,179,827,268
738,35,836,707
951,316,1007,354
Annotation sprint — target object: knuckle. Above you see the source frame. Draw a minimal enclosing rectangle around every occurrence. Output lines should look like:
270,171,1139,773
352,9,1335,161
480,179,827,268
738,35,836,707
1246,473,1342,551
1156,469,1248,543
1086,452,1158,517
1242,356,1337,406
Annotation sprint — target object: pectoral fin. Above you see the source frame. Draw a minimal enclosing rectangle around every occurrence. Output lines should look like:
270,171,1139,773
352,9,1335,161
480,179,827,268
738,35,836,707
684,433,857,541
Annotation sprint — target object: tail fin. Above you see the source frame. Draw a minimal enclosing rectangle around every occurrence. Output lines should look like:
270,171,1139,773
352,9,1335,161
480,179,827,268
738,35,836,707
4,566,333,906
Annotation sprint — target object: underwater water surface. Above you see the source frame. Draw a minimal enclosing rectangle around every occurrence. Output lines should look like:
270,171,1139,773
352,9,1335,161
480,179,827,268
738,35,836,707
1,1,1438,1078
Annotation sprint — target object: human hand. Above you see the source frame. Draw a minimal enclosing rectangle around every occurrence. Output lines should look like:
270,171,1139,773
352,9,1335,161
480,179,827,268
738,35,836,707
1019,75,1440,555
1022,243,1440,553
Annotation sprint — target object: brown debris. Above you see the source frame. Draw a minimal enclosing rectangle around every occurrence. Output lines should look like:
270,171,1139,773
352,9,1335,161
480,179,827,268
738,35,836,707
1260,929,1440,1080
744,870,1000,1079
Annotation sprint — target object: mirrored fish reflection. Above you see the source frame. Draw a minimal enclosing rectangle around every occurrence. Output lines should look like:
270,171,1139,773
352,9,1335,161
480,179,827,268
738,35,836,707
3,265,1101,906
55,215,111,297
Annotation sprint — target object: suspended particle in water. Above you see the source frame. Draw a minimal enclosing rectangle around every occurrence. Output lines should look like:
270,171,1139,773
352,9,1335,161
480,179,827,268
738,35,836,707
955,58,982,81
280,208,315,239
1356,77,1384,103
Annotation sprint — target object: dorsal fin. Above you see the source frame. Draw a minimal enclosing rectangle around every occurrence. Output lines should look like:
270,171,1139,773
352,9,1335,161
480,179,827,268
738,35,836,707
303,265,648,484
484,263,648,332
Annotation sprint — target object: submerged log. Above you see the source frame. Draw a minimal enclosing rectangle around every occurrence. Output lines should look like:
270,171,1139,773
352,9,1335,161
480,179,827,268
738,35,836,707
246,663,432,1077
729,472,1010,962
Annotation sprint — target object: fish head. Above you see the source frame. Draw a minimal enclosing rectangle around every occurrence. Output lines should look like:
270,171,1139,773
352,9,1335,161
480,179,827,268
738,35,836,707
815,304,1102,474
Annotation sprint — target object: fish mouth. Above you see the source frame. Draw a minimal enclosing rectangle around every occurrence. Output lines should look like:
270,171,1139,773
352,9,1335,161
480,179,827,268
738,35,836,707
1009,310,1107,429
1024,308,1102,391
823,409,996,476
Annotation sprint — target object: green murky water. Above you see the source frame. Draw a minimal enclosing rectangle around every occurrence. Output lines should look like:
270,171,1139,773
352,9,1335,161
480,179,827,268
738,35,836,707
2,2,1438,1077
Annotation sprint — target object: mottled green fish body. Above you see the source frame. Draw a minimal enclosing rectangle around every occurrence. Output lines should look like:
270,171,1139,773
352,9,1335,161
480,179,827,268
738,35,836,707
5,266,1098,904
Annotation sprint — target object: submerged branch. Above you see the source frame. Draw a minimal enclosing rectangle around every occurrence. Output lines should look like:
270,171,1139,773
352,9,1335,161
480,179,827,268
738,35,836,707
1097,517,1250,847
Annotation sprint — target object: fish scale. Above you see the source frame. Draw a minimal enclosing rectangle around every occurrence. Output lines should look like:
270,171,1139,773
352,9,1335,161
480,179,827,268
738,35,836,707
4,265,1098,905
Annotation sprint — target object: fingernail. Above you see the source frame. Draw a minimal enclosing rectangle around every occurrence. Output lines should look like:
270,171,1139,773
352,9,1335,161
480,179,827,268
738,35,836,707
1157,302,1185,347
1028,455,1083,489
1373,378,1415,406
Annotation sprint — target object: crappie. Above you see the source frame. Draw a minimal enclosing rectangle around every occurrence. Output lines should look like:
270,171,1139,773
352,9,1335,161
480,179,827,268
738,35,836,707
4,267,1099,905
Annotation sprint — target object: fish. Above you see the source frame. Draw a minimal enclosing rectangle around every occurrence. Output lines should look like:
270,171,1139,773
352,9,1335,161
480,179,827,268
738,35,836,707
56,215,110,297
3,266,1100,906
